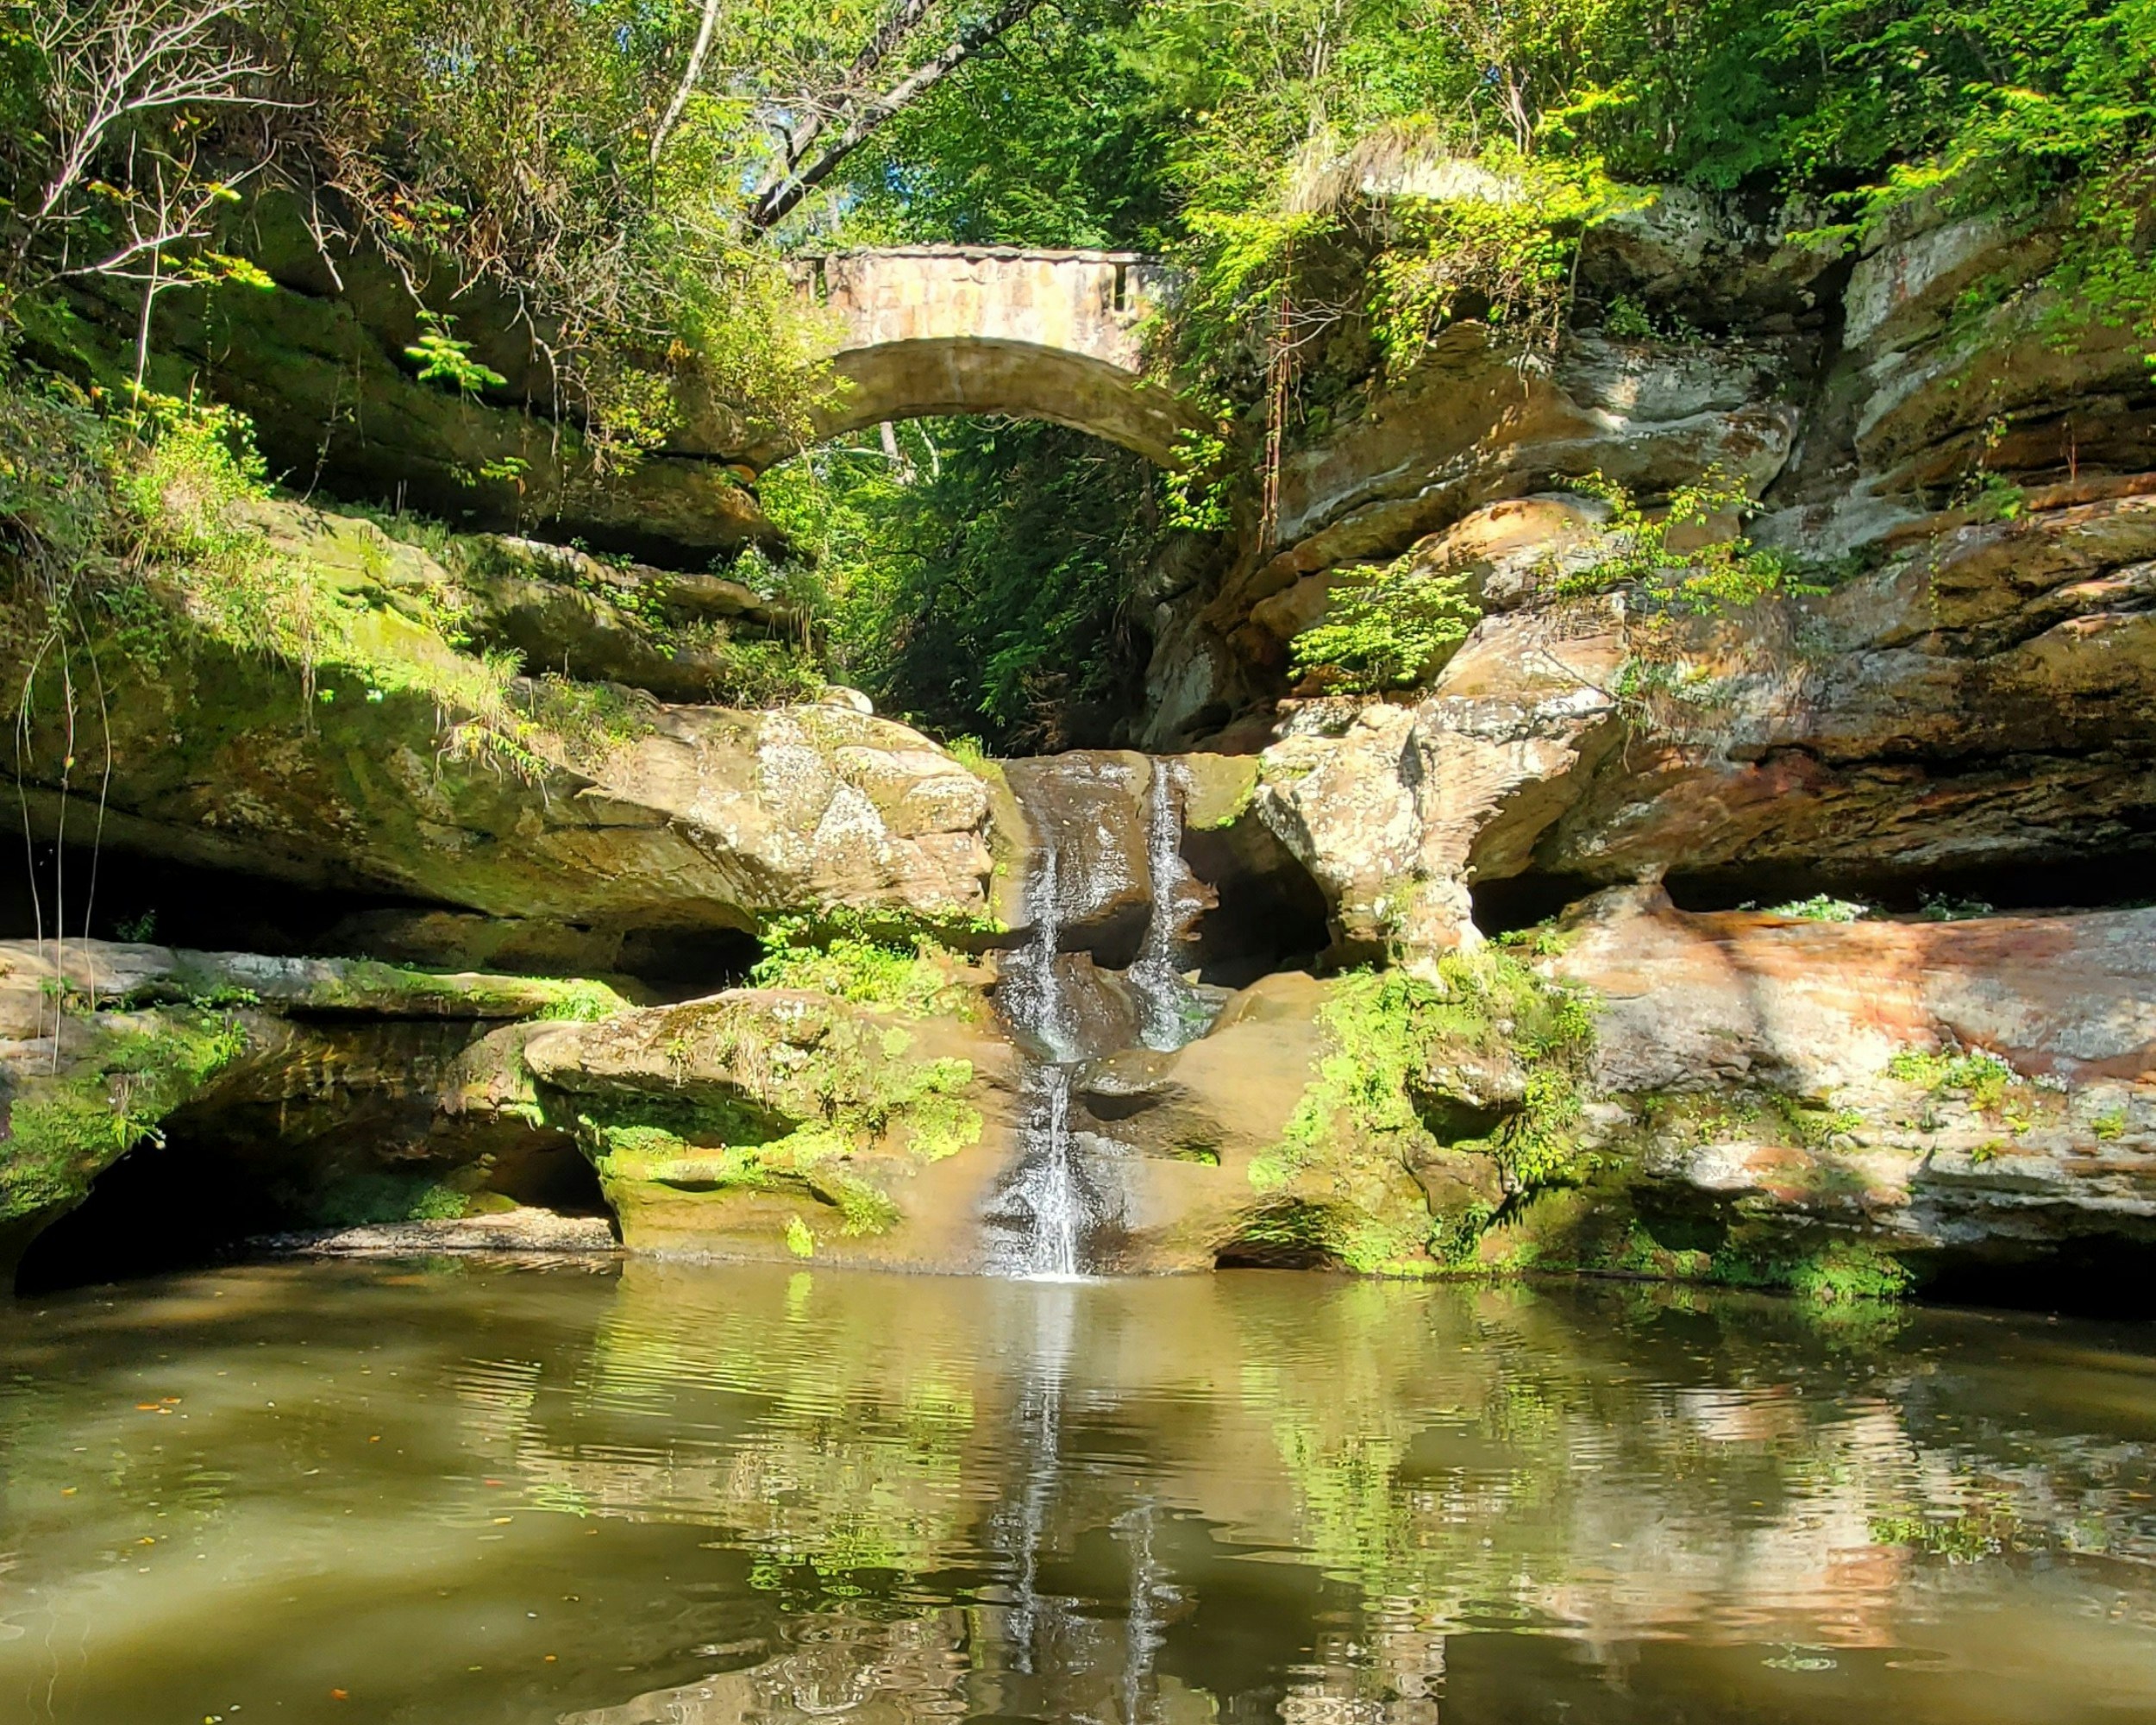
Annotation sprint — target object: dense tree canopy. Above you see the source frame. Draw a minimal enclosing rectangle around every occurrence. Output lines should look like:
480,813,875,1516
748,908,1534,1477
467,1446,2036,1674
3,0,2152,745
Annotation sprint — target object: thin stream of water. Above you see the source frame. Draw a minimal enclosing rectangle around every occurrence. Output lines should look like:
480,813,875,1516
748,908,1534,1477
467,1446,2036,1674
988,758,1219,1279
1127,759,1210,1054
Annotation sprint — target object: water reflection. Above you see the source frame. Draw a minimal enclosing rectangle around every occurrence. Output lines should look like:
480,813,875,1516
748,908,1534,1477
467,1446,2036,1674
0,1262,2153,1723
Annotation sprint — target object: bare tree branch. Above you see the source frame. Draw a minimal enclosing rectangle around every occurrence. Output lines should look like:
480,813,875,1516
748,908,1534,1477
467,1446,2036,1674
773,0,938,185
8,0,285,292
647,0,725,169
749,0,1042,230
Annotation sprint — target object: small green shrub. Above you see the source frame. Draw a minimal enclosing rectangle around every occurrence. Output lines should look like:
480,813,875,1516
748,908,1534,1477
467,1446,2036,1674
1887,1046,2020,1113
1772,1095,1865,1150
749,913,975,1019
402,312,507,395
1289,554,1480,693
1766,894,1871,923
784,1214,817,1258
1553,469,1824,616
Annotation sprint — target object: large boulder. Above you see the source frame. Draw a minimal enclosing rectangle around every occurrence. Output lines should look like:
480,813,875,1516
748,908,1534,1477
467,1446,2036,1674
520,984,1026,1268
1501,888,2156,1283
1037,894,2156,1288
5,501,996,937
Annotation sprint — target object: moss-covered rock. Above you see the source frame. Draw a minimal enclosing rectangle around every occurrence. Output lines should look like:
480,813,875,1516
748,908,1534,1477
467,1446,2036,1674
0,1004,251,1278
4,497,996,936
520,984,1025,1266
0,939,630,1038
0,938,640,1287
24,201,783,568
1071,951,1593,1274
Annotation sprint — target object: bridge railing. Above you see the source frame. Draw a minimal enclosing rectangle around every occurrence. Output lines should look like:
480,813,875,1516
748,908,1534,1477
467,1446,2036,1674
789,247,1181,371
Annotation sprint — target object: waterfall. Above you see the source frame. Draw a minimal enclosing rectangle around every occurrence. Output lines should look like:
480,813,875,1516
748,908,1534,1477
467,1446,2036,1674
985,773,1094,1279
1126,759,1211,1054
986,756,1222,1279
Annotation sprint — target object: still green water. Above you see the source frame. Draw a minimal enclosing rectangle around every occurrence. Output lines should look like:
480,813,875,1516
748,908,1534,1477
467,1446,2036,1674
1,1261,2153,1725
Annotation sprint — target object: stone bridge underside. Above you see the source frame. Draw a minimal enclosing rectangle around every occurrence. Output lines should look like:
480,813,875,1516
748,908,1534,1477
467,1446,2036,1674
799,248,1196,466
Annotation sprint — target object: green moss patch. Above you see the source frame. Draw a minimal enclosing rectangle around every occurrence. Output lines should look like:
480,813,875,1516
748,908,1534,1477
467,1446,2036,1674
749,910,991,1018
2,1007,249,1226
554,993,984,1243
1251,950,1595,1236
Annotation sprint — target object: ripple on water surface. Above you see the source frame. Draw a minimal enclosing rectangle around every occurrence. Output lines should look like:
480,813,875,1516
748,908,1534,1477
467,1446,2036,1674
1,1261,2153,1723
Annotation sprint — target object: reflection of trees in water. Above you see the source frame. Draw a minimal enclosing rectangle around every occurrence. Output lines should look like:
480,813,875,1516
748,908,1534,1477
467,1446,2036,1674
492,1264,2156,1720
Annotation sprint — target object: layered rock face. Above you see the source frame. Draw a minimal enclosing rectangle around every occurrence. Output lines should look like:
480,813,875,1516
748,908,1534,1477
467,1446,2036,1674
7,179,2153,1304
5,502,997,948
1140,187,2156,964
1044,891,2154,1285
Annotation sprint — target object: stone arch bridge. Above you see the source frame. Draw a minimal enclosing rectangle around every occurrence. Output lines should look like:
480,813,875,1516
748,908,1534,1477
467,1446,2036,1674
791,247,1196,466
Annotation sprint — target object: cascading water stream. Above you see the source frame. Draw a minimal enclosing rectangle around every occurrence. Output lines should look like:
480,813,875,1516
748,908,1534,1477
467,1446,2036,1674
987,756,1219,1280
1126,759,1211,1054
987,787,1091,1279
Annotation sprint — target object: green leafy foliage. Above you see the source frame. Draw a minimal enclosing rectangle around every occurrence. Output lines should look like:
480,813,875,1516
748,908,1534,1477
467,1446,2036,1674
1887,1046,2022,1113
1289,555,1481,693
750,913,979,1019
2,1008,249,1223
1785,1240,1915,1304
761,418,1160,752
1554,469,1821,615
1766,894,1871,923
1255,950,1597,1232
312,1171,472,1226
402,314,508,396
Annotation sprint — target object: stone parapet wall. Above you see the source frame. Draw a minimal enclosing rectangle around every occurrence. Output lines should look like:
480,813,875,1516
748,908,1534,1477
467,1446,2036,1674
804,248,1175,373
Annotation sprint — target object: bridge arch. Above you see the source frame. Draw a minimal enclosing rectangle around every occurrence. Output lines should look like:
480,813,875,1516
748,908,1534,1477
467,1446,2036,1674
793,247,1198,466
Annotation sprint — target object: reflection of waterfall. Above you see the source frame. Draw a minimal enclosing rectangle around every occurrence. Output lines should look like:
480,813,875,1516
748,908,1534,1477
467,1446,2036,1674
1119,1499,1173,1725
998,1283,1075,1673
986,756,1222,1279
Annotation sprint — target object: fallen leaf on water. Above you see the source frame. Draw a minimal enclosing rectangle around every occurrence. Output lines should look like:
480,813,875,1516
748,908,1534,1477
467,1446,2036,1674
136,1404,160,1412
492,1516,512,1525
329,1688,348,1701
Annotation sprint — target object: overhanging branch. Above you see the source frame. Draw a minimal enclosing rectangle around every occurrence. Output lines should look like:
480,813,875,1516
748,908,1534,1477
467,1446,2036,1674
749,0,1041,231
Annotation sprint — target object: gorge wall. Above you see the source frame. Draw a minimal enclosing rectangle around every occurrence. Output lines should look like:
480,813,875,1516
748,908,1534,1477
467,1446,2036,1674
3,180,2152,1304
